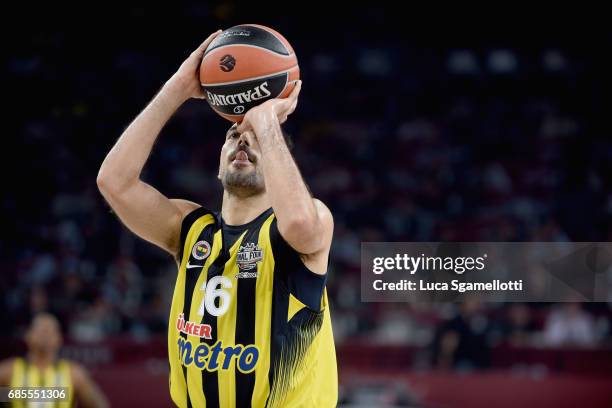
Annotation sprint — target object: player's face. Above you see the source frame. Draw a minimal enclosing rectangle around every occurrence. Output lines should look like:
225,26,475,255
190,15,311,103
219,124,265,197
25,314,62,354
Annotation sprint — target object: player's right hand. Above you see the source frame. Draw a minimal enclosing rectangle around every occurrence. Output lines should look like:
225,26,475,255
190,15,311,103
165,30,222,101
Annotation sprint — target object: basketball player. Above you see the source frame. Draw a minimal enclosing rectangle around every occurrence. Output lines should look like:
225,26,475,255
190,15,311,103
0,313,109,407
96,30,338,407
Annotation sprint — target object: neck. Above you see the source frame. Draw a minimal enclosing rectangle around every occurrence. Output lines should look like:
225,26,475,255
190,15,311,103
221,191,271,226
27,349,56,367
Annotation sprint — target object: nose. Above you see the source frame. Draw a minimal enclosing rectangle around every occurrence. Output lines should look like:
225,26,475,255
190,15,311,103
238,131,250,147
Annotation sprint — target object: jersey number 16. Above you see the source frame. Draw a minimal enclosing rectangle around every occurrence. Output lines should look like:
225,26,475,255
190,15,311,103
197,276,232,317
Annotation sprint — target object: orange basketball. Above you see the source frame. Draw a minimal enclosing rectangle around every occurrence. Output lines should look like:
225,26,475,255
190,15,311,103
199,24,300,122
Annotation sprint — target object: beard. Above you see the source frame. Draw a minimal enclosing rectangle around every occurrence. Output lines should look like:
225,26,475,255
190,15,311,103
221,168,265,198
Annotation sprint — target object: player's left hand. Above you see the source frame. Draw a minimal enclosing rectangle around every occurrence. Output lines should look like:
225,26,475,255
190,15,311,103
236,80,301,134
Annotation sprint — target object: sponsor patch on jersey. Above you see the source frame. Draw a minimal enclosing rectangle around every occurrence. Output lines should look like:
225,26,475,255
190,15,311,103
177,337,259,373
176,313,212,339
236,242,263,272
192,240,211,260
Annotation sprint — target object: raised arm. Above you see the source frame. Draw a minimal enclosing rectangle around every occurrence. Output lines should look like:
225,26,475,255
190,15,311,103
236,81,333,272
97,30,220,256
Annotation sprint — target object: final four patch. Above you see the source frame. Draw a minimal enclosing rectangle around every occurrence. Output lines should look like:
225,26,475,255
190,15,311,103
236,242,263,271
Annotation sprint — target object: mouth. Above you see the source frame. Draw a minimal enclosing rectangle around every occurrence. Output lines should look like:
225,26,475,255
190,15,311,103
231,149,254,166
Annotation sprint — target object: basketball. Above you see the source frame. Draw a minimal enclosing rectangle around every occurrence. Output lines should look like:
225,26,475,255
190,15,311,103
199,24,300,122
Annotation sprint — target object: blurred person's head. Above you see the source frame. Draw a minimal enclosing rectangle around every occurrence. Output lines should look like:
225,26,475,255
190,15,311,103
218,123,292,198
558,293,587,316
526,264,549,298
434,330,460,370
25,313,62,356
562,301,583,317
508,303,531,328
63,272,83,295
459,297,482,317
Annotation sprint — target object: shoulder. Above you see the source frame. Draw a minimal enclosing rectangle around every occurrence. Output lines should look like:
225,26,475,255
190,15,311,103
170,199,201,215
175,204,218,261
171,200,213,240
0,357,16,369
179,205,218,242
68,361,110,407
0,358,16,385
182,204,216,220
69,361,89,384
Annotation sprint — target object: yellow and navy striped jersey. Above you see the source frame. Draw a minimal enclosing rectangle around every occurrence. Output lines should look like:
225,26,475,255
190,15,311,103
168,207,337,407
9,357,73,408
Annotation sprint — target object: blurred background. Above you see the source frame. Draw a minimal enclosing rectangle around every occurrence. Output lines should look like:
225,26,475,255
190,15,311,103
2,3,612,407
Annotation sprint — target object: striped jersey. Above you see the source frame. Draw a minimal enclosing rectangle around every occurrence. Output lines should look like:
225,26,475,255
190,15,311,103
9,357,73,408
168,207,337,407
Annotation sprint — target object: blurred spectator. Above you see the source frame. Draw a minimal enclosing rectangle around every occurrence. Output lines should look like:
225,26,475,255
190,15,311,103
543,303,597,347
489,303,538,347
70,296,120,342
432,299,490,370
103,255,143,320
372,304,415,344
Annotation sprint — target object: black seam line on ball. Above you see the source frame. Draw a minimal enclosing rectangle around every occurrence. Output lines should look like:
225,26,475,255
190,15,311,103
201,70,293,87
205,43,293,57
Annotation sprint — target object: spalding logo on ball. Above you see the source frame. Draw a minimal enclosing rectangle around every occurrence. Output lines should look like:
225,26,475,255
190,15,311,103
199,24,300,122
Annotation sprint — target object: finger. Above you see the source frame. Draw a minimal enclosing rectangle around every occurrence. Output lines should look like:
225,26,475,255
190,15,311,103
199,29,222,50
286,85,300,114
282,100,296,117
287,99,298,115
288,80,302,101
236,119,250,133
193,29,223,55
237,122,253,134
